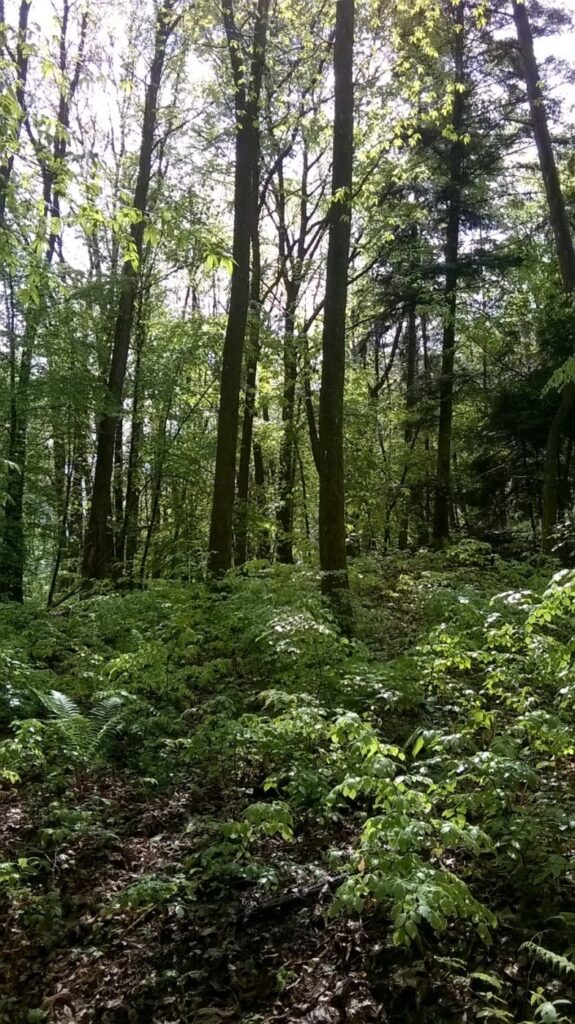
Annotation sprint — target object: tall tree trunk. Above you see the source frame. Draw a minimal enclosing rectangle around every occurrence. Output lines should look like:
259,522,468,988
398,305,418,549
140,465,163,586
512,0,575,551
276,286,298,563
302,332,321,473
47,449,75,608
122,310,146,582
0,330,33,601
207,0,269,574
82,0,176,580
234,227,262,566
275,145,313,563
68,419,90,564
252,436,271,559
139,382,177,585
297,440,311,546
563,438,573,507
432,0,465,545
113,419,124,558
318,0,354,621
46,404,68,601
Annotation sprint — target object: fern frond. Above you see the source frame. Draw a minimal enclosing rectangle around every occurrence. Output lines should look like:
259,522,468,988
89,695,126,725
32,688,132,766
86,693,133,761
36,689,81,720
520,941,575,976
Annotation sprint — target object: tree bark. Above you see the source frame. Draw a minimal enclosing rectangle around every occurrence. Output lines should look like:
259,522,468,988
398,305,418,549
302,332,321,473
122,304,146,582
207,0,269,575
234,226,262,566
276,288,298,563
113,419,124,557
253,436,271,559
512,0,575,551
0,330,33,601
275,145,315,563
432,0,465,545
318,0,354,621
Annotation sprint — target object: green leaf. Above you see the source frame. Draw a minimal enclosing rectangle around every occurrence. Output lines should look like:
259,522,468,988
412,735,424,757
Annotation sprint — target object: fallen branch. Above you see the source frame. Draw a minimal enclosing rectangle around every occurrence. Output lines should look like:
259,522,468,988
241,874,346,921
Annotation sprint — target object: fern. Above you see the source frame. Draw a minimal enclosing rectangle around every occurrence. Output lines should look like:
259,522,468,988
37,690,81,719
34,689,133,766
86,694,132,759
520,942,575,976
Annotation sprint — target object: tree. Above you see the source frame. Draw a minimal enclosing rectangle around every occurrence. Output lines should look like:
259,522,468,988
0,0,31,224
2,0,575,599
0,0,87,602
317,0,355,615
82,0,180,580
432,0,466,544
511,0,575,551
207,0,270,575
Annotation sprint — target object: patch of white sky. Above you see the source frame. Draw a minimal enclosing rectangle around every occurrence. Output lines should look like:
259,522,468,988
538,0,575,57
3,0,213,280
535,0,575,118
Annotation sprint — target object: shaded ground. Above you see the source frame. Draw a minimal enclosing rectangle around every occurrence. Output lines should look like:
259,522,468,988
2,555,575,1023
3,768,574,1024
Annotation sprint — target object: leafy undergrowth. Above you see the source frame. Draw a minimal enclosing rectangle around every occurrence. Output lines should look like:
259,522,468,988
1,542,575,1023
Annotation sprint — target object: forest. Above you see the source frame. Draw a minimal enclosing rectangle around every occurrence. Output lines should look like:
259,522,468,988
2,0,575,1020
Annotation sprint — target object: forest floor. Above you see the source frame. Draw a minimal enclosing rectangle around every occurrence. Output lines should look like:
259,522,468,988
2,543,575,1024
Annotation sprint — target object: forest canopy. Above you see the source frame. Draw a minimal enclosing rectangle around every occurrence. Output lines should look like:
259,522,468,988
0,0,574,593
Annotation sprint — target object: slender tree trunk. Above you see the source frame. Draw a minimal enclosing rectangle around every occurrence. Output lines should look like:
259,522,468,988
563,438,573,507
302,333,321,473
52,414,67,527
139,388,176,585
140,467,163,586
70,421,90,562
113,419,124,558
207,0,269,574
276,287,298,563
318,0,355,622
421,434,432,547
46,406,68,600
432,0,465,545
452,448,468,531
253,436,271,559
234,228,262,566
512,0,575,551
541,395,574,547
297,441,311,545
47,453,75,608
275,146,312,563
82,0,176,580
122,312,146,582
398,305,418,549
0,332,33,601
